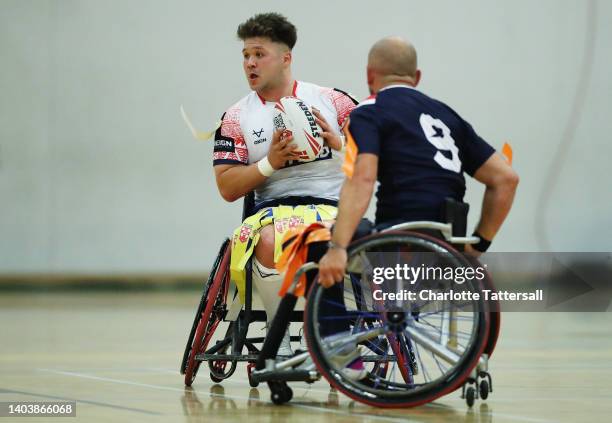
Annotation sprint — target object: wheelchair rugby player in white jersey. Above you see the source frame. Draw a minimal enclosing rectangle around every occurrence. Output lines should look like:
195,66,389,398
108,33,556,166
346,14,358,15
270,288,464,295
212,13,357,359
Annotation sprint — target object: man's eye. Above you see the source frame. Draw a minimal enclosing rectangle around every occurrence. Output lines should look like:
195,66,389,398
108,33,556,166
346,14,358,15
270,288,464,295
256,52,263,58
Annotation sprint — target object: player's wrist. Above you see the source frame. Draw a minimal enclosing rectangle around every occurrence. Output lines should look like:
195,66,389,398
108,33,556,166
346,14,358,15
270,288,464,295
472,231,492,253
257,156,276,177
328,240,348,251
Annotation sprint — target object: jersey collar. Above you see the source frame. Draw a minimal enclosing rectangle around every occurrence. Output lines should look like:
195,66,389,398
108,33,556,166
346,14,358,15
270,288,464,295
256,80,299,105
379,84,416,92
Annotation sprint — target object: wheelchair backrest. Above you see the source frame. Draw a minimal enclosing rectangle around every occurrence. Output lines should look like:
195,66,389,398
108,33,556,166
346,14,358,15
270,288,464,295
242,192,256,222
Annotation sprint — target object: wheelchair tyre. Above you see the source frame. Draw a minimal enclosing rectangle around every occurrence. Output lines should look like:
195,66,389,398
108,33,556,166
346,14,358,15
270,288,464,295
180,239,230,375
465,256,501,358
182,239,231,386
479,380,489,400
304,231,491,408
466,386,476,407
247,363,259,388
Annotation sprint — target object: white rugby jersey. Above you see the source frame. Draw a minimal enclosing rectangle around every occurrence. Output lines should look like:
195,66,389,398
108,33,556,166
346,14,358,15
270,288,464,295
213,80,357,203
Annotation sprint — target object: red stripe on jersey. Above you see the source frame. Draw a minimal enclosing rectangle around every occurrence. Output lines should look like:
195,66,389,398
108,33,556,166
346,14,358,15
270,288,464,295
292,80,298,97
213,105,248,164
256,92,266,105
325,88,357,128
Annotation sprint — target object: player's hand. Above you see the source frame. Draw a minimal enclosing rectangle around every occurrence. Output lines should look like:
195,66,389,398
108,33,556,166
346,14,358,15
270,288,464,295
268,129,301,169
313,107,343,151
318,247,348,288
464,244,482,259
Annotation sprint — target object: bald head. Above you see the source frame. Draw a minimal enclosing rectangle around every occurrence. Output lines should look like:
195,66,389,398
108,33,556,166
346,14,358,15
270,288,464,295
368,36,418,79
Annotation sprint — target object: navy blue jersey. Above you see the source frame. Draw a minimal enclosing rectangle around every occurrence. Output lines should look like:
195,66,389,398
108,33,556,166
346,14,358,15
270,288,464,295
346,85,495,224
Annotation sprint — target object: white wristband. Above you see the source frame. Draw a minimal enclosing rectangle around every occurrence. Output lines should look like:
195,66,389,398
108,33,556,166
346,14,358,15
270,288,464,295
257,156,275,177
339,135,346,153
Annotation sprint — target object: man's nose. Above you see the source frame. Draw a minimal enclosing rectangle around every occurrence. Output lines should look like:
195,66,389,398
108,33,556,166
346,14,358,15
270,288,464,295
246,57,257,68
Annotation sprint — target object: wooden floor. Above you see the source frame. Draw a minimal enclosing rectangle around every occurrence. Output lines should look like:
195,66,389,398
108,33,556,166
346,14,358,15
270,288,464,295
1,291,611,422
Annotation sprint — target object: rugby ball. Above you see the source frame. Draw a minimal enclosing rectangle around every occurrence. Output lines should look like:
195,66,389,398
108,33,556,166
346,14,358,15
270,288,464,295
272,96,324,162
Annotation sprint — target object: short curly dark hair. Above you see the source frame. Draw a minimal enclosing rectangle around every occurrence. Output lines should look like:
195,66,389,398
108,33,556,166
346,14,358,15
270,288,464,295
237,13,297,49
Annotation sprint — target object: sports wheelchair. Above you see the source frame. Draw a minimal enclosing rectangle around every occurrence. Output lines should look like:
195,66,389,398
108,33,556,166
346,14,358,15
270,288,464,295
180,196,500,408
180,193,304,388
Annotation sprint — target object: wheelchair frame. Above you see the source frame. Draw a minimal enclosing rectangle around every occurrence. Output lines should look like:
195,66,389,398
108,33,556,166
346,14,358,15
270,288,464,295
181,196,500,407
180,193,305,387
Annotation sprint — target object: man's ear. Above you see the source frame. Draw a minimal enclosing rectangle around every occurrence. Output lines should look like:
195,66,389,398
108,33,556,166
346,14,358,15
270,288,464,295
414,69,422,86
367,66,375,86
283,50,292,67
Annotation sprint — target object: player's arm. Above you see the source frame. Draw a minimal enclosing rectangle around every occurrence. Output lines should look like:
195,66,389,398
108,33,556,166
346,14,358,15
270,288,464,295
466,153,519,255
214,164,267,202
457,117,519,255
318,153,378,287
318,105,380,287
214,130,301,202
331,153,378,246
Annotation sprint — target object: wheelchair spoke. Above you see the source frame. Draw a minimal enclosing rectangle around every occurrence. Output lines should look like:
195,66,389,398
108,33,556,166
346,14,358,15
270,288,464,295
412,335,430,383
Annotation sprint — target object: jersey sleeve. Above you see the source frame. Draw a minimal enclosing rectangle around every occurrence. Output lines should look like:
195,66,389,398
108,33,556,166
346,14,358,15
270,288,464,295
346,102,381,156
213,106,248,166
459,119,496,176
327,88,359,128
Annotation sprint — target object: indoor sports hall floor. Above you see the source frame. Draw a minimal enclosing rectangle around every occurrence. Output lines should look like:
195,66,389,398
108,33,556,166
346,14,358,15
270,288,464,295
1,291,611,423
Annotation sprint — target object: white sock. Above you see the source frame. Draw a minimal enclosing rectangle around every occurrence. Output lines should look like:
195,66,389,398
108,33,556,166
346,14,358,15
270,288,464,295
252,257,283,318
252,258,292,356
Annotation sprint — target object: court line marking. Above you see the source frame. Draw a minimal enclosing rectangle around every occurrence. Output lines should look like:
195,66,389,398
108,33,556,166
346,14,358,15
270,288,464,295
38,368,555,423
146,367,612,402
37,368,416,423
0,387,162,416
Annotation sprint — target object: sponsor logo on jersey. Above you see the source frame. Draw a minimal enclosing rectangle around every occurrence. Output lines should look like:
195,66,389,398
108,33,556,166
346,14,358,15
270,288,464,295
214,138,235,152
273,114,286,130
252,128,264,137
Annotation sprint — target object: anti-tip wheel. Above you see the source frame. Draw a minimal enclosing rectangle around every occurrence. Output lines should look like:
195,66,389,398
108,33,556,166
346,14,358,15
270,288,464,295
479,380,489,400
210,373,223,383
465,387,476,407
248,374,259,388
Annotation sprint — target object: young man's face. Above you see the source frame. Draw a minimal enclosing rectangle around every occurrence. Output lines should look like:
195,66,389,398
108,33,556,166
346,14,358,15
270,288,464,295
242,37,290,92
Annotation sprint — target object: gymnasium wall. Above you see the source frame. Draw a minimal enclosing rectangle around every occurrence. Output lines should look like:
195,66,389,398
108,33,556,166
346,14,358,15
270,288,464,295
1,0,610,273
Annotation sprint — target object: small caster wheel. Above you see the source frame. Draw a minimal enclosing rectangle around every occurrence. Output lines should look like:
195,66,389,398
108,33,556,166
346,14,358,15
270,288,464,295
271,390,284,405
465,386,475,407
479,380,489,400
247,364,259,388
210,373,223,383
270,384,293,405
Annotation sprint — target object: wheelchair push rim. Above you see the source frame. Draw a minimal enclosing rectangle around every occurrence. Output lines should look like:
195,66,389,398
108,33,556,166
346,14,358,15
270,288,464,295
304,231,491,408
183,240,232,386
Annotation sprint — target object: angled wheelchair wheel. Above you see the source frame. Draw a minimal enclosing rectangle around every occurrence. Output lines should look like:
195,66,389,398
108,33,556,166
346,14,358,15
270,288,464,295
181,238,231,386
304,231,491,408
208,321,239,382
473,257,501,358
